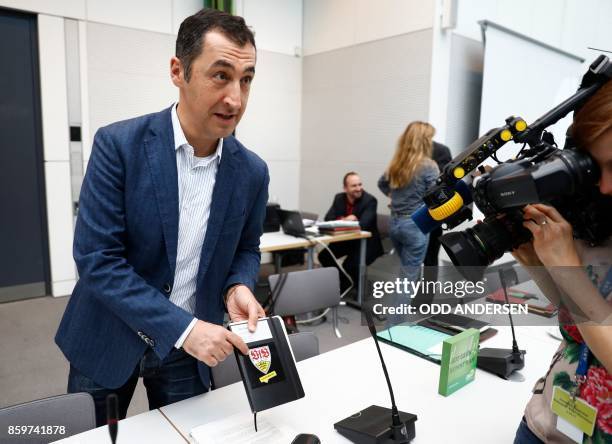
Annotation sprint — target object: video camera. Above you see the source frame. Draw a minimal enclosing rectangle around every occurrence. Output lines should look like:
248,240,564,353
412,56,612,280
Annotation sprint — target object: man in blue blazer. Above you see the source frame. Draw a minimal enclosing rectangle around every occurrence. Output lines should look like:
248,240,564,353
55,9,268,426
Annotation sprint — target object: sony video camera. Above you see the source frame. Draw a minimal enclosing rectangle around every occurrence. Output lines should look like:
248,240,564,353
412,56,612,279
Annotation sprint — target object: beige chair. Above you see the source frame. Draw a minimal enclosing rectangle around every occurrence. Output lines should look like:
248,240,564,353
268,267,342,338
0,393,96,442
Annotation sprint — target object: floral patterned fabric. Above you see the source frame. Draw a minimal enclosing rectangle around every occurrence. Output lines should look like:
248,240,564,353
524,240,611,444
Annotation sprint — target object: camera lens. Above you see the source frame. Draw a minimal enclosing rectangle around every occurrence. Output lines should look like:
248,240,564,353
439,218,517,281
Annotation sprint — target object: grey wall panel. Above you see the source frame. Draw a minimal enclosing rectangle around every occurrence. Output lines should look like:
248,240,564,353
445,33,483,156
300,30,433,216
86,22,177,138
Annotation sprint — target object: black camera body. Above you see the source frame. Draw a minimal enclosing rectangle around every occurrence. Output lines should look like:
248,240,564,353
417,55,612,276
442,146,611,270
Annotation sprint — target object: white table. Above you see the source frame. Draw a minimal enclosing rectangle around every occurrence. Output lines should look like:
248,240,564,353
52,408,185,443
260,230,372,306
159,326,560,443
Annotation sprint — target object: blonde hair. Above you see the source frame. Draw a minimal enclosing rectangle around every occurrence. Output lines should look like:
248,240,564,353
573,80,612,150
386,121,435,189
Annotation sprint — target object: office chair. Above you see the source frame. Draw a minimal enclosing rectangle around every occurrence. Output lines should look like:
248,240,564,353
0,393,96,441
268,267,343,338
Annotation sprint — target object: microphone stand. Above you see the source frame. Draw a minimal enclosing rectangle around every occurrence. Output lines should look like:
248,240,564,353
334,308,417,443
477,266,526,379
106,394,119,444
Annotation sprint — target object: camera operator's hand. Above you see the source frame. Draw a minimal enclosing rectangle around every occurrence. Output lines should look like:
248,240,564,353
511,241,542,267
522,204,581,267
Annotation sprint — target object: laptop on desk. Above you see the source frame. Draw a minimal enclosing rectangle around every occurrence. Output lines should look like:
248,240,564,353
277,210,320,237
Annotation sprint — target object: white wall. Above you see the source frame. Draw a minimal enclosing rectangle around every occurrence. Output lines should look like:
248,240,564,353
84,22,177,156
454,0,612,64
444,33,483,156
235,0,302,56
478,23,584,149
37,15,76,296
0,0,202,33
236,51,302,209
236,0,303,209
0,0,86,19
427,0,453,144
428,0,612,150
303,0,435,56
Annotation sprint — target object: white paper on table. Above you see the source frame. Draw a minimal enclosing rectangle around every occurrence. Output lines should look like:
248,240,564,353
229,319,273,344
190,411,296,444
316,220,360,228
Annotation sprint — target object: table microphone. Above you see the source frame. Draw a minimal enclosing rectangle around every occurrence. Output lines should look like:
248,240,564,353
106,394,119,444
477,267,526,379
334,308,417,443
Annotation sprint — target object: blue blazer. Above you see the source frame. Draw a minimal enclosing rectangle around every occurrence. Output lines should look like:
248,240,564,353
55,106,269,389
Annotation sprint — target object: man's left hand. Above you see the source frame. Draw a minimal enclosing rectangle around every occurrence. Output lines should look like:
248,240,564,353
226,284,266,332
343,215,358,221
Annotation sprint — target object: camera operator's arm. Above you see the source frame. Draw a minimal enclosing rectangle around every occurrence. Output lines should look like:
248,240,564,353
511,243,563,307
523,203,612,372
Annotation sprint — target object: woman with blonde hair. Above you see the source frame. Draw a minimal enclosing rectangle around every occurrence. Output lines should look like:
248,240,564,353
378,121,439,281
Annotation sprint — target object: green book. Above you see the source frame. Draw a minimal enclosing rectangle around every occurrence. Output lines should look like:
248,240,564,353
438,328,480,396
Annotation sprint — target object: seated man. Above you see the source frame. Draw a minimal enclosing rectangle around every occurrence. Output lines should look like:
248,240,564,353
318,172,383,294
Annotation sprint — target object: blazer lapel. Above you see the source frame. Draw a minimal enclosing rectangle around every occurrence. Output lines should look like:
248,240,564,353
197,137,239,279
144,108,179,271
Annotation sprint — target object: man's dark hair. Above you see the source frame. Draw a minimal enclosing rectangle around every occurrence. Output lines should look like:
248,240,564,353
176,8,256,82
343,171,359,187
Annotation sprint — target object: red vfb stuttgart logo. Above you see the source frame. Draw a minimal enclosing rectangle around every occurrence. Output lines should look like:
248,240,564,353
249,346,271,374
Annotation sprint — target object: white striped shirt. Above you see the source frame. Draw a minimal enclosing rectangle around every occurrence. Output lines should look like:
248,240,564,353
170,103,223,348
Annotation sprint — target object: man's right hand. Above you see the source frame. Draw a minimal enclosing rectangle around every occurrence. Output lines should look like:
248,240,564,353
182,320,249,367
